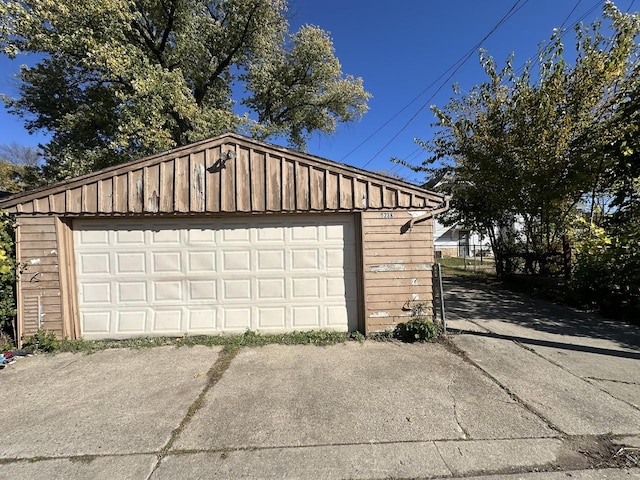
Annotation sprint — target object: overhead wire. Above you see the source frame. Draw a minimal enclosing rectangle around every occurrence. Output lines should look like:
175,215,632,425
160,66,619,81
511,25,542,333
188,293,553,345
358,0,529,169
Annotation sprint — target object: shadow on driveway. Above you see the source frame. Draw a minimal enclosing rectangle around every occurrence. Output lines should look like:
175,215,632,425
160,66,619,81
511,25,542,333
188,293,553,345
443,277,640,352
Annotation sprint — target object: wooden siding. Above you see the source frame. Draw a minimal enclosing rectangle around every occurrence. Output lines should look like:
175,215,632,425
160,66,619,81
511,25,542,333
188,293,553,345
16,216,64,338
361,211,434,333
0,135,442,216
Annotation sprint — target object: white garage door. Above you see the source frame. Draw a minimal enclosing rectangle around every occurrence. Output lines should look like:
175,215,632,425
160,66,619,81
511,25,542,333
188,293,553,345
73,216,358,339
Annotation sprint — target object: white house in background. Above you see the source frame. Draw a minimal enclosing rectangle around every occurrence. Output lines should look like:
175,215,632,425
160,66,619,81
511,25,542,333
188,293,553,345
424,174,491,258
433,219,488,258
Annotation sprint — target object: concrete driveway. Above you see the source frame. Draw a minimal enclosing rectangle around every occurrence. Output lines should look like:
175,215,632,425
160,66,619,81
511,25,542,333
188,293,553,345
1,278,639,479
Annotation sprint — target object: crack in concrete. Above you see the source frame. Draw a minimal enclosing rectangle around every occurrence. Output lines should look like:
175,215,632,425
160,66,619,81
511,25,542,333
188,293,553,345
146,345,240,480
446,374,470,439
442,336,566,437
432,441,454,477
585,376,640,386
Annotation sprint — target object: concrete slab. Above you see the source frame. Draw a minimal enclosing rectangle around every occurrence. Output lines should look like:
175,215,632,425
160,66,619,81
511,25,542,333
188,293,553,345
439,467,640,479
174,342,553,451
590,379,640,409
153,442,451,479
434,438,564,477
451,334,640,435
0,454,157,480
0,345,221,458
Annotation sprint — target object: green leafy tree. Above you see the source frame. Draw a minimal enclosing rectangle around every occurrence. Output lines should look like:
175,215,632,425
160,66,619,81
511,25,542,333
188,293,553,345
0,0,370,180
415,2,640,278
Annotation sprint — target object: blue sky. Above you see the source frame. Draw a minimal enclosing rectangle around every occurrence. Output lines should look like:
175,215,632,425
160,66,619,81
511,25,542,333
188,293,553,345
0,0,637,182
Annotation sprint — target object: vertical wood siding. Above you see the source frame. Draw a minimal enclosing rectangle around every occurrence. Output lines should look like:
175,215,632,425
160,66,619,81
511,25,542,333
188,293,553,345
361,211,434,333
16,216,64,338
4,139,440,216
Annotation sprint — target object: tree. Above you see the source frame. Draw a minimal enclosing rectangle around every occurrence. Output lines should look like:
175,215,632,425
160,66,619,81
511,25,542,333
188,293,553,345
415,2,640,277
0,143,44,192
0,0,370,180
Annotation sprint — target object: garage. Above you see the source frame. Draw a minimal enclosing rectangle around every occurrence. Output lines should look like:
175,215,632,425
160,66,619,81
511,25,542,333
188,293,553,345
74,216,357,339
0,133,443,342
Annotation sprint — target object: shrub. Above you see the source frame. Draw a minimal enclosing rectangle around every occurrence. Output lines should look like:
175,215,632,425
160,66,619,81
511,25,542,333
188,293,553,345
394,318,440,343
22,329,60,353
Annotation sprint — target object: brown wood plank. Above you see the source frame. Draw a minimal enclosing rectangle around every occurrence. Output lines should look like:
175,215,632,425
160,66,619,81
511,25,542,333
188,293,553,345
310,167,325,210
205,147,221,212
144,164,161,213
17,221,56,232
282,160,295,211
365,247,431,257
98,178,114,213
159,160,175,213
114,174,128,213
367,183,382,209
128,169,144,213
266,153,282,211
236,147,250,212
189,151,206,212
32,197,49,213
364,277,432,288
339,175,353,210
354,180,367,209
398,192,411,208
383,187,397,208
49,193,65,213
19,231,57,242
221,148,236,212
82,183,98,213
295,162,310,210
174,154,189,212
325,173,338,210
250,149,266,212
66,188,82,213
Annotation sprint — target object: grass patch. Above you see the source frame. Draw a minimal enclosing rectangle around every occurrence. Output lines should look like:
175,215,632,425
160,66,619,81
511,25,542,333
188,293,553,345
437,257,496,279
41,329,358,354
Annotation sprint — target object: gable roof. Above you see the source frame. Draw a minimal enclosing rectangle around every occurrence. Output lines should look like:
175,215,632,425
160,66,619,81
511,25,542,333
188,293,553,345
0,133,443,215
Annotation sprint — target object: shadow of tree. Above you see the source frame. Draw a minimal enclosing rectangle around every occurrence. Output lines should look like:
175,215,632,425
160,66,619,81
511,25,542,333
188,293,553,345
443,277,640,352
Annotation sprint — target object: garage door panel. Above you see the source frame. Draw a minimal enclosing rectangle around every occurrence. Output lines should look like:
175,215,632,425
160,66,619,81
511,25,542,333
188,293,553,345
117,311,147,333
291,249,319,269
116,253,145,274
74,216,358,339
116,229,145,244
257,250,285,271
223,307,251,330
117,282,147,303
187,309,216,331
187,252,216,272
257,307,286,329
152,252,182,273
222,251,251,271
188,280,216,301
153,309,182,331
78,253,111,274
81,282,111,304
292,306,321,328
257,278,285,299
82,312,111,333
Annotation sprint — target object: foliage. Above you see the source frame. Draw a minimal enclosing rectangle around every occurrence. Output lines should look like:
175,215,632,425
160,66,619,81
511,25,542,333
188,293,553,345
0,0,370,181
22,329,60,352
413,3,640,281
51,329,355,353
394,318,440,343
0,143,45,192
0,212,16,339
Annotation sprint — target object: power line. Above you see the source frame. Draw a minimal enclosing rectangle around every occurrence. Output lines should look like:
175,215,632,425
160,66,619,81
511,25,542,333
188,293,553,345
559,0,583,30
340,0,528,165
359,0,529,169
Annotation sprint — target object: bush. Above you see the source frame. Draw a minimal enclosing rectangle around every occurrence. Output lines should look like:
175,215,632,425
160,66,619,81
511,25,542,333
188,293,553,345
394,318,440,343
0,212,16,340
22,329,60,353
